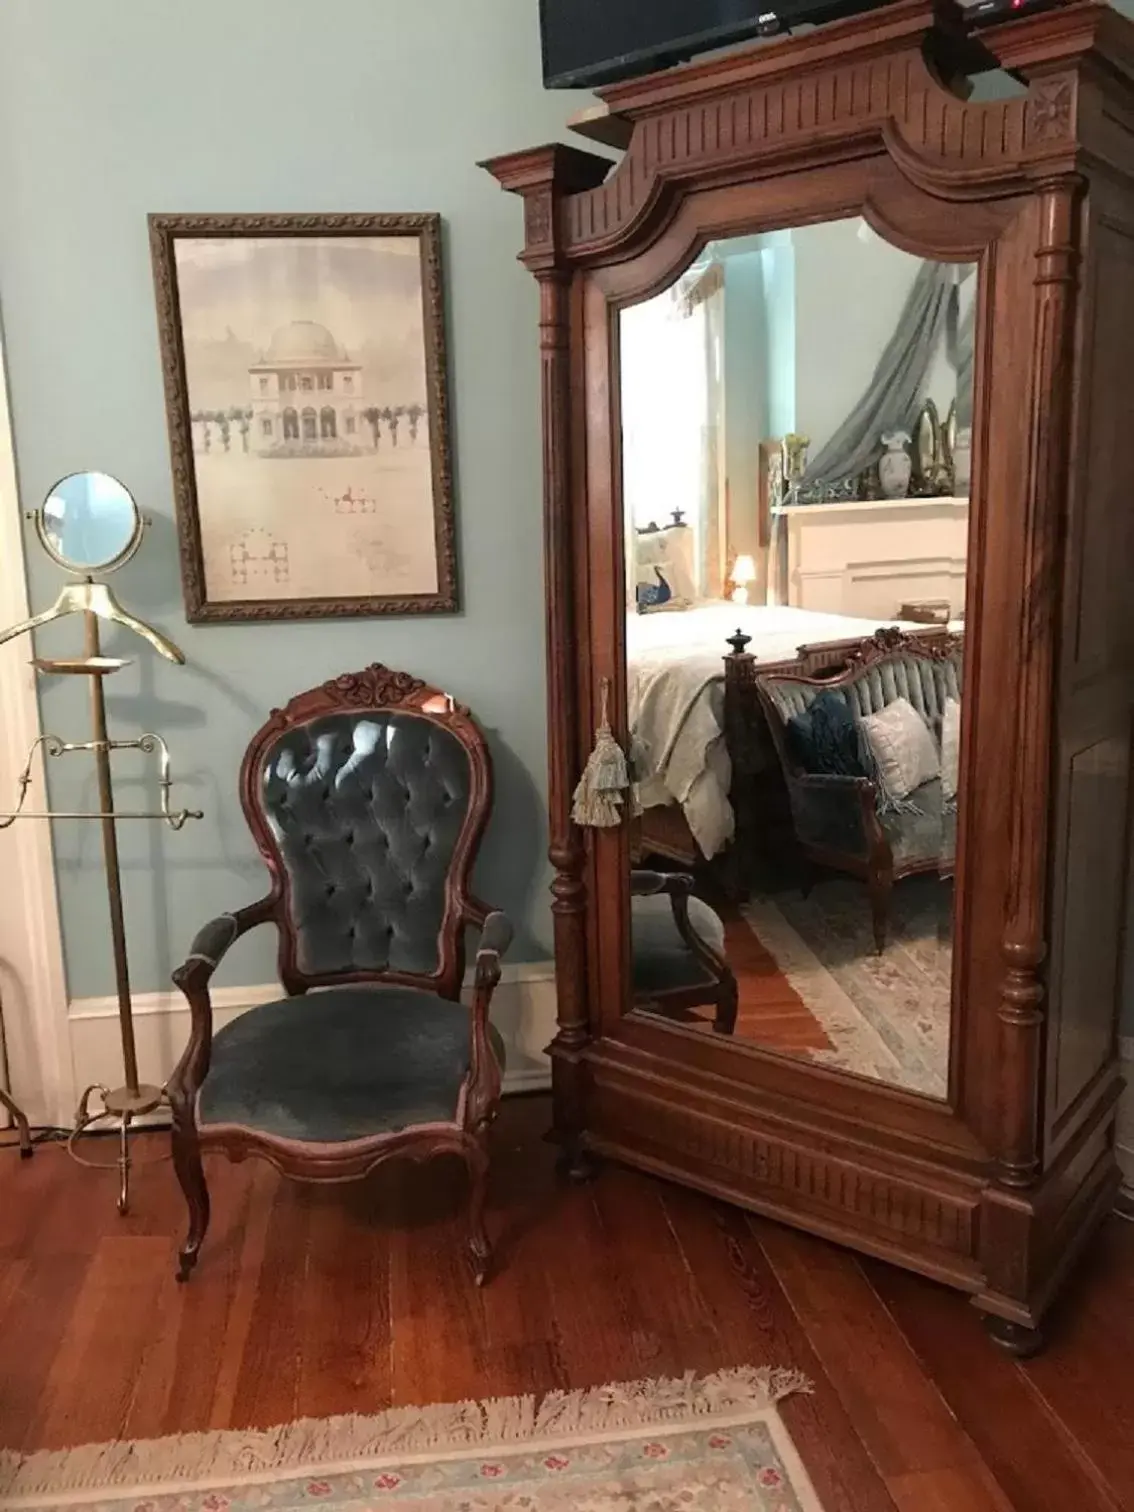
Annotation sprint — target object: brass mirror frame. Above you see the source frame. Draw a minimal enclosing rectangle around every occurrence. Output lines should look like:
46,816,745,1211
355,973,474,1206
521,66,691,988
34,471,146,576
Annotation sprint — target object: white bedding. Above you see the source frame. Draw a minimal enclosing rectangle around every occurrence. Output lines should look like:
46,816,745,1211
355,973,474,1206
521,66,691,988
628,603,916,859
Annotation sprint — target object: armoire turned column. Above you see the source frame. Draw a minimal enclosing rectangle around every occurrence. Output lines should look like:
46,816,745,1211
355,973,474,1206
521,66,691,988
484,0,1134,1352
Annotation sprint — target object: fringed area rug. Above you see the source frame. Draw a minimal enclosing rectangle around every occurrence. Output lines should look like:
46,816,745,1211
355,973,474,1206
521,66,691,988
743,872,952,1098
0,1367,819,1512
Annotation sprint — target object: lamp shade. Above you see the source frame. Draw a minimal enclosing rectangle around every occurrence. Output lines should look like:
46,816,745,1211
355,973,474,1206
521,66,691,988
731,554,757,585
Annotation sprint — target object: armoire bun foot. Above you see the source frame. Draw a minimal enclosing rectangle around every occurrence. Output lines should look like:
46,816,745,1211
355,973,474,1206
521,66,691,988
981,1314,1046,1360
557,1142,601,1184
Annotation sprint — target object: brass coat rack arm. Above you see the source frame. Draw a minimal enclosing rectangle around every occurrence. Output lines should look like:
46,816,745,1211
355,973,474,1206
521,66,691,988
83,583,186,663
0,604,63,649
0,581,185,663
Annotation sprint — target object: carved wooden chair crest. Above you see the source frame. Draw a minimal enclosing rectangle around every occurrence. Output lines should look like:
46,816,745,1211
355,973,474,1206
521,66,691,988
168,664,511,1285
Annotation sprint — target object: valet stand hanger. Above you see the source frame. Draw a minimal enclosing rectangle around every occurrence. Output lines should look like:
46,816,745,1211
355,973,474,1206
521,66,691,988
0,473,202,1211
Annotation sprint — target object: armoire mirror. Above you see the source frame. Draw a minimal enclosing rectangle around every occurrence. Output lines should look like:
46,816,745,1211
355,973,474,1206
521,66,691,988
623,216,976,1100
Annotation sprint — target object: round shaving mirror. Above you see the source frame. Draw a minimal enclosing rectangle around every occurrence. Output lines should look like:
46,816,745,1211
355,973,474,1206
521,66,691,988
35,471,143,574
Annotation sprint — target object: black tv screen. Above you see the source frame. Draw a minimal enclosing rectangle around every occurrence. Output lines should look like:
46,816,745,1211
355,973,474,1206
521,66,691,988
539,0,873,89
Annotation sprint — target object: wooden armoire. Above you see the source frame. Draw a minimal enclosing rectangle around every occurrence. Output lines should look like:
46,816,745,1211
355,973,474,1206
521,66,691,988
484,0,1134,1352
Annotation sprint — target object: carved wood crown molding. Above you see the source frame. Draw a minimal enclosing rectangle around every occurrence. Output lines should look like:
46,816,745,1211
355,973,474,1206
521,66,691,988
261,664,454,730
483,0,1127,268
847,626,964,667
321,665,429,708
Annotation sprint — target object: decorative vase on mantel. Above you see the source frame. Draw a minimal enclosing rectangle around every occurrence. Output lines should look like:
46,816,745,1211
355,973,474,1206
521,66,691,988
879,430,913,499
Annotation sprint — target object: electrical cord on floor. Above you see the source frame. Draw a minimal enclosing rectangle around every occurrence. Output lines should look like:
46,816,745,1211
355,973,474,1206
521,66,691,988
0,1126,68,1153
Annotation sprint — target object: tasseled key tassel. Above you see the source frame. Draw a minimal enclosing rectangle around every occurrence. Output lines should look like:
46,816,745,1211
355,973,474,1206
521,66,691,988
571,677,630,828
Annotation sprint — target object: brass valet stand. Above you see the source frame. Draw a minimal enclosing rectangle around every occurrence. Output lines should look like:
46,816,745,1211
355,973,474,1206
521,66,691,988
0,479,202,1211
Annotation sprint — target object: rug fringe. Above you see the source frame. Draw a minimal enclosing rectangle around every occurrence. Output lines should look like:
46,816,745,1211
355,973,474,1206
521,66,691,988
0,1366,811,1500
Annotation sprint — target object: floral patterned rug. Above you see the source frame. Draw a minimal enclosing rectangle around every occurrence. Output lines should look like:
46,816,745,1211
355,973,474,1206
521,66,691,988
0,1368,820,1512
743,872,952,1098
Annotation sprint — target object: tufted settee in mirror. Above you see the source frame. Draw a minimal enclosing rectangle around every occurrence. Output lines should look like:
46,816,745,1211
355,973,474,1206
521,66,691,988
755,630,963,952
167,664,511,1286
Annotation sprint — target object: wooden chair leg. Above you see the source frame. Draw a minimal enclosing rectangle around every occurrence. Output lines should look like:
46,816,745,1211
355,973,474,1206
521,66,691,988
867,865,893,954
713,973,739,1035
466,1134,492,1287
171,1116,210,1282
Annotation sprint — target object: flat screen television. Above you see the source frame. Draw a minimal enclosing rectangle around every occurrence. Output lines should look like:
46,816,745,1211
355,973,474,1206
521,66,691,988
539,0,880,89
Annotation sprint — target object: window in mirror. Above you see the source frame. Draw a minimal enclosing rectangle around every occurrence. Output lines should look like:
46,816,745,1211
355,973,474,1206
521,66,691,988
622,217,975,1101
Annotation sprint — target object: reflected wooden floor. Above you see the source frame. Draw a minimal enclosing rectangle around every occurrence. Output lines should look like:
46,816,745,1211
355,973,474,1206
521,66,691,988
2,1096,1132,1512
667,908,835,1053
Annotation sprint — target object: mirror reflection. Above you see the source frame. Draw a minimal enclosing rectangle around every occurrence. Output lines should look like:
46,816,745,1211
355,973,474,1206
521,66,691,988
624,217,974,1100
39,471,142,573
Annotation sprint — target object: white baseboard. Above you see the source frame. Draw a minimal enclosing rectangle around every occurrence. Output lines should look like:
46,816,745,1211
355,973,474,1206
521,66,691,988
1118,1036,1133,1192
57,978,1134,1183
65,962,556,1128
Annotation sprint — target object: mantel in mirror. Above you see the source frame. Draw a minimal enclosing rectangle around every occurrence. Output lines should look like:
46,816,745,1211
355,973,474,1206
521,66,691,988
622,216,975,1100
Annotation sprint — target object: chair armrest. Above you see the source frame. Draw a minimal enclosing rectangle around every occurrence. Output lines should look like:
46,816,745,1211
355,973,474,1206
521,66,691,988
168,898,275,1112
473,910,513,994
630,869,694,899
172,897,274,995
463,910,512,1135
790,772,876,794
784,772,878,859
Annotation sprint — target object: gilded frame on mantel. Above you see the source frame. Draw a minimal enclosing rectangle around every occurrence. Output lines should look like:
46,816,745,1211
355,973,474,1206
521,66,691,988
150,212,457,623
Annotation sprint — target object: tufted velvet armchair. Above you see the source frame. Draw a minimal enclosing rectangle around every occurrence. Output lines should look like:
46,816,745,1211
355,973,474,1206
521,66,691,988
167,665,511,1286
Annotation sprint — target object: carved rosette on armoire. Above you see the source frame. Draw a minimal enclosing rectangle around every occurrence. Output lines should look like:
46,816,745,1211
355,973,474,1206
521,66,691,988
484,0,1134,1350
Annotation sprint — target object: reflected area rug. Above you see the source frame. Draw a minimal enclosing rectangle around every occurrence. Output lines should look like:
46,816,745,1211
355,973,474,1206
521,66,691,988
743,872,953,1098
0,1368,819,1511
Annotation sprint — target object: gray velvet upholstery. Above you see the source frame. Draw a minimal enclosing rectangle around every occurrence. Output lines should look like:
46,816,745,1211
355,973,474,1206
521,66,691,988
762,649,962,736
789,774,872,857
632,893,726,993
758,647,963,923
199,985,504,1143
261,711,471,978
882,778,956,866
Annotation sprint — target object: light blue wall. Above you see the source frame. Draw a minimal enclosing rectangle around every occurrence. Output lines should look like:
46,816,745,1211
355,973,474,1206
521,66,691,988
723,251,768,562
2,1,1132,1039
0,0,595,997
760,233,796,441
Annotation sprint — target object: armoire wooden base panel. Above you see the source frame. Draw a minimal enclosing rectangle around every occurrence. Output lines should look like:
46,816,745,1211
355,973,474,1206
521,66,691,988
485,0,1134,1352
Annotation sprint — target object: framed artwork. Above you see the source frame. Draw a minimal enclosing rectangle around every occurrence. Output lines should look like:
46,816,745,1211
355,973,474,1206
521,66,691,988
149,212,457,622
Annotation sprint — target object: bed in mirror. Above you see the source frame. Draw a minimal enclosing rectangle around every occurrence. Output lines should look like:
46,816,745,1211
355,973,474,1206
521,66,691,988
622,217,975,1100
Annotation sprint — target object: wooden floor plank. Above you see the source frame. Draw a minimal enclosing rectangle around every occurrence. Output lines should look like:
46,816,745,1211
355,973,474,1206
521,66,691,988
660,1183,899,1512
225,1169,313,1428
758,1220,1015,1512
0,1140,122,1449
1017,1218,1134,1511
29,1234,170,1452
294,1178,394,1419
387,1156,493,1407
863,1257,1125,1512
0,1097,1130,1512
674,911,834,1052
203,1159,278,1430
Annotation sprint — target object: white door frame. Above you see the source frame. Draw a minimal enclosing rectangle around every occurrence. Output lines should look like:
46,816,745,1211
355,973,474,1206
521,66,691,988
0,312,72,1129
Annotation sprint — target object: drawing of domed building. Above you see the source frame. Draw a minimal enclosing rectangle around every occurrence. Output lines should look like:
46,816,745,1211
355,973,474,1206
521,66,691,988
248,320,364,453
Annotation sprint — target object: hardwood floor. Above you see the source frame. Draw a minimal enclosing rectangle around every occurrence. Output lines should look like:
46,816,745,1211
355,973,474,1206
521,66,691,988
2,1095,1131,1511
658,911,836,1051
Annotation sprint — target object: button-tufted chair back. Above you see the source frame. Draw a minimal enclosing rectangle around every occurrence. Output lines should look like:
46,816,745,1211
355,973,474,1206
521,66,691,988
240,666,492,999
761,644,963,732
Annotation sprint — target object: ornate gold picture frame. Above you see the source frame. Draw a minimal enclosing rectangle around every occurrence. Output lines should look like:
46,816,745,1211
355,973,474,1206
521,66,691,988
150,212,457,623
